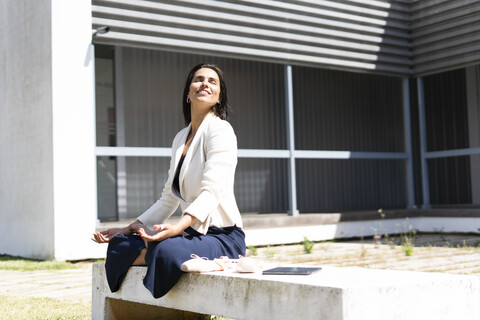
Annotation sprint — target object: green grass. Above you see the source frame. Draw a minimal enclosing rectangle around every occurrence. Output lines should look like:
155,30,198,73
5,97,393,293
0,255,78,272
0,255,91,319
246,245,258,256
0,295,90,319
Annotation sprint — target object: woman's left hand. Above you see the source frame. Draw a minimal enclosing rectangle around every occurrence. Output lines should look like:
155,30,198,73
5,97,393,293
137,224,182,242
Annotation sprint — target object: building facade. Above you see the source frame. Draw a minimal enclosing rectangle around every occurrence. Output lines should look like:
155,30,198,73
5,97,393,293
1,0,480,259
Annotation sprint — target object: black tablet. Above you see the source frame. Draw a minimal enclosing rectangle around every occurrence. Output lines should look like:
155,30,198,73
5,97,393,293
262,267,322,275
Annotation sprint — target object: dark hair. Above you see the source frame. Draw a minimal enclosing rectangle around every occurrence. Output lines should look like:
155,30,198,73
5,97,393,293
182,63,231,125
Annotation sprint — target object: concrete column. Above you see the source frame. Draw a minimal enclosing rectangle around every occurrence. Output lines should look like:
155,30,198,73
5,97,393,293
417,78,431,209
466,66,480,205
402,78,415,208
115,47,128,220
285,65,299,216
51,0,98,260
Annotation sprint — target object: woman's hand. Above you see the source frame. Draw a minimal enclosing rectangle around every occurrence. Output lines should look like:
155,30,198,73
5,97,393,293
126,222,145,233
91,228,126,243
137,224,182,242
91,220,147,244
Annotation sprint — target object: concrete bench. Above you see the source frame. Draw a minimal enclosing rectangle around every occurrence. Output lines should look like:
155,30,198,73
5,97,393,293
92,263,480,320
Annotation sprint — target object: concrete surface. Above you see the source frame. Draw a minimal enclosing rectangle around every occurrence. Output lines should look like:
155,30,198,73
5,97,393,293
92,263,480,320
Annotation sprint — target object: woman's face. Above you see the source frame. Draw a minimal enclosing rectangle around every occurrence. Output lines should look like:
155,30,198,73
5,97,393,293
188,68,221,108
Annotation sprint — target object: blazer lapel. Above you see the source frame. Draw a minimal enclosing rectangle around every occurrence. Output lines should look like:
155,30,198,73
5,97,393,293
174,124,191,169
178,113,214,194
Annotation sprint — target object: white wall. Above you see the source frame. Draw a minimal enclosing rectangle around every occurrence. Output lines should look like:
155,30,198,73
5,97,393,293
51,0,100,260
0,1,55,259
245,217,480,247
0,1,101,260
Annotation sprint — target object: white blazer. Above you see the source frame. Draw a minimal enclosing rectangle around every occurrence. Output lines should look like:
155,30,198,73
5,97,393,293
137,113,243,234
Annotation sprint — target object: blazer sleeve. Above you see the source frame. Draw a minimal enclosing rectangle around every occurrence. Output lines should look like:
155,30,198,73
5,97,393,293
136,133,182,229
184,120,237,223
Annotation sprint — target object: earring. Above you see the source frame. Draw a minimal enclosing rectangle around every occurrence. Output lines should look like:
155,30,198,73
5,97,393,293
186,97,191,103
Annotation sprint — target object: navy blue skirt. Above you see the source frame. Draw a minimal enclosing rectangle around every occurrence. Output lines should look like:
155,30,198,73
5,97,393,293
105,226,246,298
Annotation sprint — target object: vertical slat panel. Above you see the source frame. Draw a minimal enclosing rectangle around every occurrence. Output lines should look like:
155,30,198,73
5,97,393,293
428,157,472,205
293,66,404,152
423,69,469,152
125,157,174,218
296,159,406,212
118,47,287,149
292,65,407,210
235,159,289,213
119,47,186,147
422,68,472,205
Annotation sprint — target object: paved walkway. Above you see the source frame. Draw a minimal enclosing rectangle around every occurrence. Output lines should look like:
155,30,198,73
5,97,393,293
0,264,93,302
253,234,480,276
1,234,480,304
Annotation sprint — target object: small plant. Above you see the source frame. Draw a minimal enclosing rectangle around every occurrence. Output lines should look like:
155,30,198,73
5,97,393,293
383,232,396,249
378,208,386,219
302,236,315,254
359,229,367,258
247,245,258,256
373,234,382,248
402,245,413,256
376,208,394,248
400,218,416,256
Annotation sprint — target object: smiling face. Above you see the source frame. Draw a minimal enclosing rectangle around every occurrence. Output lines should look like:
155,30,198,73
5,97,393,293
187,68,221,109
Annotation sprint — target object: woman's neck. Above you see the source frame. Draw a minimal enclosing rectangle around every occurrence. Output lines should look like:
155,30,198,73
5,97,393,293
190,107,212,133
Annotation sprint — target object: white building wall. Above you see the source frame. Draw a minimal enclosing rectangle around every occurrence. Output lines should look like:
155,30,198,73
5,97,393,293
0,1,103,260
51,0,102,260
0,1,55,259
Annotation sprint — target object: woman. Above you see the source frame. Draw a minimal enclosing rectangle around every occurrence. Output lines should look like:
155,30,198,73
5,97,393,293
92,63,245,298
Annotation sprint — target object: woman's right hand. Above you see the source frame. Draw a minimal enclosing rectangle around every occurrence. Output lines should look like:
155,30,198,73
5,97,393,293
91,228,126,243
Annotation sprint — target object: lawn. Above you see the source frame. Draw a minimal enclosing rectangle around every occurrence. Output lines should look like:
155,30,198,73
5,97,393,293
0,254,78,272
0,255,90,319
0,295,90,320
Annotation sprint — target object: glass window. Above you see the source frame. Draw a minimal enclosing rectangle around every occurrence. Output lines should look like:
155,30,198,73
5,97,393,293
97,156,117,221
293,66,404,152
235,158,289,213
121,156,180,219
116,48,286,149
95,45,115,147
424,68,469,152
296,159,407,212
